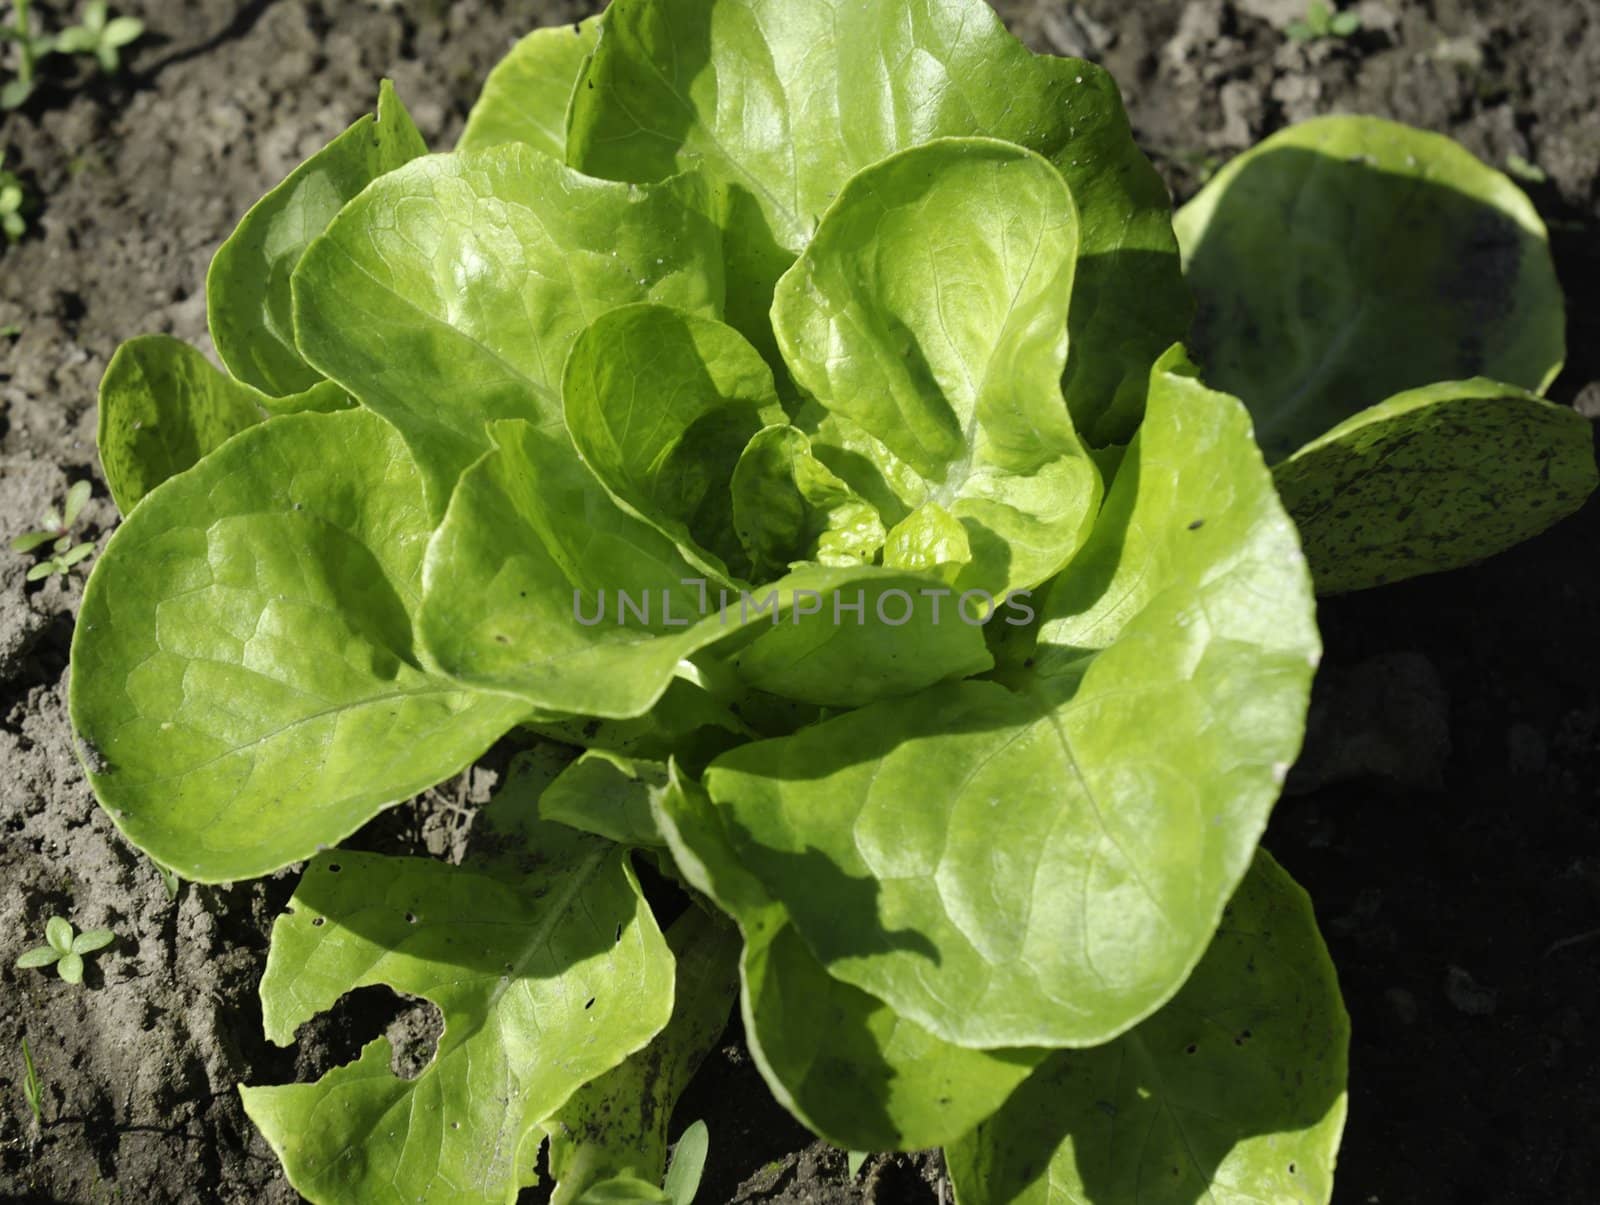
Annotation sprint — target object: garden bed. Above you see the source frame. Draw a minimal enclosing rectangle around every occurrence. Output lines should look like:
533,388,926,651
1,0,1596,1200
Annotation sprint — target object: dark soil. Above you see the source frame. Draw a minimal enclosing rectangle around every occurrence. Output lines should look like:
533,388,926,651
2,1,1596,1202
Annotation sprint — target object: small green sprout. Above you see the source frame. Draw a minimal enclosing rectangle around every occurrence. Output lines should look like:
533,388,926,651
12,479,96,581
20,1037,43,1126
845,1150,869,1179
0,0,57,110
0,150,29,244
15,915,115,984
662,1120,709,1205
0,323,18,337
1287,1,1361,42
54,0,141,74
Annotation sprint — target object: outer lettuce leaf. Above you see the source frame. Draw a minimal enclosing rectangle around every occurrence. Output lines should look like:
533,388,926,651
1274,378,1598,593
542,907,740,1203
946,851,1348,1205
1175,114,1565,463
730,425,886,575
69,409,528,882
242,808,674,1205
702,359,1318,1049
97,335,348,514
208,80,426,397
458,16,602,157
774,138,1100,600
563,304,785,580
655,767,1042,1151
291,145,725,513
567,0,1186,438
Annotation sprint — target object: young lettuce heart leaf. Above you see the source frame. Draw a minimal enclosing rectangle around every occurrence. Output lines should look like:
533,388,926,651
69,408,528,883
97,334,348,515
654,767,1046,1152
290,144,727,516
457,15,602,157
701,358,1319,1050
562,304,787,582
945,850,1349,1205
1274,378,1598,593
417,418,990,717
242,828,674,1205
209,80,427,398
566,0,1187,441
541,906,740,1204
1176,115,1594,590
730,425,887,576
773,137,1100,602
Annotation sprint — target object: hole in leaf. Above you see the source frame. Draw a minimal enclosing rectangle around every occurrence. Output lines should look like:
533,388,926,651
386,997,444,1081
1184,1043,1198,1055
584,997,596,1010
1289,1163,1298,1175
404,912,418,924
311,917,325,927
290,985,430,1082
327,863,341,873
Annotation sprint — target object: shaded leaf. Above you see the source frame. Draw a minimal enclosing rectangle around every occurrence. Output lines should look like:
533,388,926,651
1274,378,1597,592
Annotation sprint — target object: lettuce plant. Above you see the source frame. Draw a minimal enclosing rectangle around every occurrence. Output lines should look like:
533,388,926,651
67,0,1591,1201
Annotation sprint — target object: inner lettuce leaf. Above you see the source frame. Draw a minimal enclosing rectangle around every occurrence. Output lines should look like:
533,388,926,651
730,425,887,575
773,137,1101,602
567,0,1187,441
562,304,788,582
290,144,727,515
417,420,991,716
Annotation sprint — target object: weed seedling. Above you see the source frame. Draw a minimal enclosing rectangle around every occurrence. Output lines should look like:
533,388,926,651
1287,1,1361,41
663,1120,709,1204
15,915,115,984
55,1,141,74
20,1037,43,1125
0,151,28,243
12,479,95,581
0,0,56,109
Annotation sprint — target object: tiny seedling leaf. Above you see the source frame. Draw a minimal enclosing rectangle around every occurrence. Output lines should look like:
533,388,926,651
15,946,61,969
45,917,73,954
71,929,115,955
62,480,91,525
662,1120,709,1205
56,952,84,984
